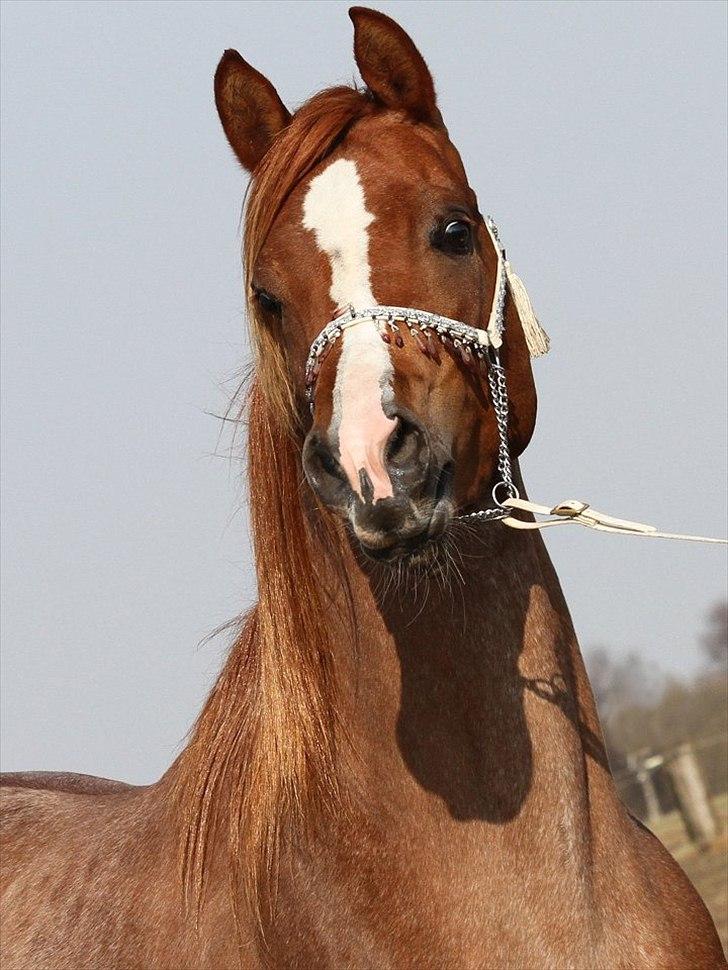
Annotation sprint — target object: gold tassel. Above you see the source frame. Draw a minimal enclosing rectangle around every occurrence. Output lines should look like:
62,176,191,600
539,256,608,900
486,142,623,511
505,262,550,357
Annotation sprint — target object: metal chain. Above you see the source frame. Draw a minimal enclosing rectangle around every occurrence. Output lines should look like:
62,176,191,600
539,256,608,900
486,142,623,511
488,354,518,501
461,349,519,521
460,217,520,520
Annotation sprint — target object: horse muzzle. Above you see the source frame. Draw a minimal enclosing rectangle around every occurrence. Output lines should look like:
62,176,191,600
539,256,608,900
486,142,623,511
302,411,453,561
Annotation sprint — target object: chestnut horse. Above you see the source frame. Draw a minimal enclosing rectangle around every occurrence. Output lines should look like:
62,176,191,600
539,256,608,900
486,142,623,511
1,8,724,969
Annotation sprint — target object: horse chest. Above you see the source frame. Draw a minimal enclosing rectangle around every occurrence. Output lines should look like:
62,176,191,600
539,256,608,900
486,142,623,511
270,819,602,970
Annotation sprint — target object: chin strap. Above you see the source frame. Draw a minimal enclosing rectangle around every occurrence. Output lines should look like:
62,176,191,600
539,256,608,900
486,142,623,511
501,497,728,544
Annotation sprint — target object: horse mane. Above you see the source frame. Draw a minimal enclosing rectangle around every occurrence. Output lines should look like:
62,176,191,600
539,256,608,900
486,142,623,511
175,86,374,939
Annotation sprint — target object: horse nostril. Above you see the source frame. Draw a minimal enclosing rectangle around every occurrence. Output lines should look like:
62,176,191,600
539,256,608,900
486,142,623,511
302,432,350,509
318,445,343,480
385,415,427,474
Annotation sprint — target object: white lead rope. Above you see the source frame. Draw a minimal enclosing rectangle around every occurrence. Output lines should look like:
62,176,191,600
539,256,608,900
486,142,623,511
501,498,728,544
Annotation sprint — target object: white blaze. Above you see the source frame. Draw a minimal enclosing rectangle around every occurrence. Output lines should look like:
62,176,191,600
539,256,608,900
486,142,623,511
302,158,395,501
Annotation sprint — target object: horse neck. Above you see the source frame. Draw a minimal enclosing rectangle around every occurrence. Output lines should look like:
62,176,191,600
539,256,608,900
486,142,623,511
326,510,610,840
168,449,615,931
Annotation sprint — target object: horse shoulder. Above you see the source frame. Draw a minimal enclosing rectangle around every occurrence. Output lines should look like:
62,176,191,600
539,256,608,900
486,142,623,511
626,814,726,968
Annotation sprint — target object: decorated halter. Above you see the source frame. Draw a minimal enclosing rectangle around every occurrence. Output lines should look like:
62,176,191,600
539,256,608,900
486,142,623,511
302,218,726,543
304,217,550,521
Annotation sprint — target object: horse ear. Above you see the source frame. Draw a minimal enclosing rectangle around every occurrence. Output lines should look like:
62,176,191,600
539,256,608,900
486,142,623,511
349,7,442,126
214,49,291,172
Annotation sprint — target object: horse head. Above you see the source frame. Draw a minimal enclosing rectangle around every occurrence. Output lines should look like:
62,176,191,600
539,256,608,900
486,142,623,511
215,7,538,562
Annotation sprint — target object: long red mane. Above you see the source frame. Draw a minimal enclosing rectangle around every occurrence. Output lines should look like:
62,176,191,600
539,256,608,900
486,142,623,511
176,86,374,934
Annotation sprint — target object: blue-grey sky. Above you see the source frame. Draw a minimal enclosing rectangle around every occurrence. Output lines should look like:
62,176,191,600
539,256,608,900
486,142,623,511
1,0,726,784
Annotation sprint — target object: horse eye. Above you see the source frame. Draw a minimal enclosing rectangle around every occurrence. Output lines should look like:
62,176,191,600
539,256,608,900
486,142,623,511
434,219,474,256
253,287,282,316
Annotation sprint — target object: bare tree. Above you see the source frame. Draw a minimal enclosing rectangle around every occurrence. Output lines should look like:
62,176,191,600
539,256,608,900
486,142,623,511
586,648,657,723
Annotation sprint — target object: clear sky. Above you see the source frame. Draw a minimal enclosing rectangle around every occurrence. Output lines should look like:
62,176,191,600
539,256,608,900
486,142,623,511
1,0,726,784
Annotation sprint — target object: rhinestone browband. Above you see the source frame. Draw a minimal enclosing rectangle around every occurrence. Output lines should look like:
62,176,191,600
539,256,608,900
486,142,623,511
304,304,504,409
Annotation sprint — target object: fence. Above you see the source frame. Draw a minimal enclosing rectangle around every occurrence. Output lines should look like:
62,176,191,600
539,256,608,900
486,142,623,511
612,734,726,847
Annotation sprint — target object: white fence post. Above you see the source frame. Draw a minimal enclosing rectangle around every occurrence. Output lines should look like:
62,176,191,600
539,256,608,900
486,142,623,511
665,742,718,848
627,750,662,824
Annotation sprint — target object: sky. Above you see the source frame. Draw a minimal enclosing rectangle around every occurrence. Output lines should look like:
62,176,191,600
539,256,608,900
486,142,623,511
1,0,726,784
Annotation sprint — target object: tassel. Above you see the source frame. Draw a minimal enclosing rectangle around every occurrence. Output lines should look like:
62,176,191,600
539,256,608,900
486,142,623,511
505,262,550,357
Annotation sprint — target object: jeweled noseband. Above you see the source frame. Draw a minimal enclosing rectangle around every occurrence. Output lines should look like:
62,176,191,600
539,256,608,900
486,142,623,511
304,217,537,521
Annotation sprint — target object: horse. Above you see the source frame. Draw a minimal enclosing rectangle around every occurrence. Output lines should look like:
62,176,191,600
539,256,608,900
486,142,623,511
1,7,724,969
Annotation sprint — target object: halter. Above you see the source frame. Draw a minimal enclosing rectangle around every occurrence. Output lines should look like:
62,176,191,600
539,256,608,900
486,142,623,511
302,219,727,543
304,217,522,520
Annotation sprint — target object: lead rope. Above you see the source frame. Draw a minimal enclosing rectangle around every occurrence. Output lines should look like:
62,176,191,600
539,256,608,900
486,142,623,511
500,498,727,544
464,321,727,543
469,309,727,544
471,362,728,543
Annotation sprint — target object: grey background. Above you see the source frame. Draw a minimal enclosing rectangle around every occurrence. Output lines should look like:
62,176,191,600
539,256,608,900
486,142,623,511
1,0,726,785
